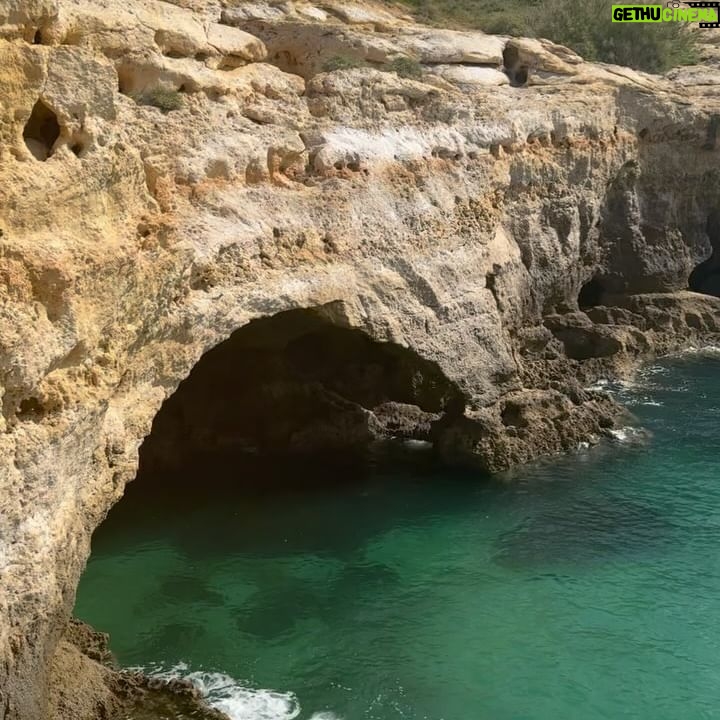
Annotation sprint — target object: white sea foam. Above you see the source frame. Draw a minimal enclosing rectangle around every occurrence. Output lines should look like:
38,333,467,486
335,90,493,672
585,378,612,392
608,426,650,444
673,344,720,357
188,671,300,720
143,664,302,720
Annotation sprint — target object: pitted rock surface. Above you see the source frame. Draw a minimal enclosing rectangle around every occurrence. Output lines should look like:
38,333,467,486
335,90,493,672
1,1,720,718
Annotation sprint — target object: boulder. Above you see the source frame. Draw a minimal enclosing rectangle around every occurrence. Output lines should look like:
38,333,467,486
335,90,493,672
207,23,267,65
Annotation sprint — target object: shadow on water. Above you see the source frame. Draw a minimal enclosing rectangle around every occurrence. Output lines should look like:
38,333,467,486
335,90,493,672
92,442,498,562
91,427,681,582
157,577,226,608
90,354,720,587
235,562,402,640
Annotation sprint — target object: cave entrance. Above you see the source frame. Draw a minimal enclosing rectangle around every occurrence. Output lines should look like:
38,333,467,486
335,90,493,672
23,99,61,160
139,305,464,479
689,211,720,297
578,275,606,309
66,306,468,719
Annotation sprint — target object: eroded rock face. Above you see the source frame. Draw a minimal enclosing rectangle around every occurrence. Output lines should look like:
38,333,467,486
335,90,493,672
1,0,720,718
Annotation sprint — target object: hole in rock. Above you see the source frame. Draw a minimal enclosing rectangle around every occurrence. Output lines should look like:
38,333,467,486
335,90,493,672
501,401,527,428
578,275,606,309
72,305,476,717
704,114,720,151
689,211,720,297
17,396,44,420
502,44,529,87
502,44,519,71
139,306,465,476
23,100,60,161
33,29,42,44
513,66,528,86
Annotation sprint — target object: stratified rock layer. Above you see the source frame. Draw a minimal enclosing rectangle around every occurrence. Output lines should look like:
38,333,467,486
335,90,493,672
1,1,720,718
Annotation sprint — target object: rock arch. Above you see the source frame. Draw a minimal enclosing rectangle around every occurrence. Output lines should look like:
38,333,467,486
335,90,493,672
139,305,465,476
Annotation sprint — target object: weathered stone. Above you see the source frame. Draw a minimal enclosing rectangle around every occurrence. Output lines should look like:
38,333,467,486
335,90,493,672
2,1,720,719
207,22,267,64
0,0,57,40
431,64,510,87
391,28,505,65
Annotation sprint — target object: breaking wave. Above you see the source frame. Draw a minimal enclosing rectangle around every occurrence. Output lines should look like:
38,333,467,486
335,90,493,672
141,663,339,720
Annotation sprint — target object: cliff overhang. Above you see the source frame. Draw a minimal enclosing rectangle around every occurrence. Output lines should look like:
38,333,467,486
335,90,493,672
1,1,720,718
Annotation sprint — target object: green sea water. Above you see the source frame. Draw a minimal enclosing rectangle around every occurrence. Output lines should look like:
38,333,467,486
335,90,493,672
75,353,720,720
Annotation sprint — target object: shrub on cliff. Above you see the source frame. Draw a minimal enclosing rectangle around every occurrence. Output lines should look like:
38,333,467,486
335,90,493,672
400,0,698,73
389,56,424,78
134,87,184,113
402,0,537,35
322,55,367,71
534,0,699,73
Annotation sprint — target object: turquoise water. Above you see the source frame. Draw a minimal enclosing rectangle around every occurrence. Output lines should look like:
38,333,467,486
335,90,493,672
75,353,720,720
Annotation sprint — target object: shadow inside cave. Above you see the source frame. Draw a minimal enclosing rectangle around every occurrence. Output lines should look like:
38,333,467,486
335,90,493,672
689,211,720,297
139,304,464,476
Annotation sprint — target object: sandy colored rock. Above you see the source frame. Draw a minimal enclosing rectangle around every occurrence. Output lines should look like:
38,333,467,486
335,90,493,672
207,22,268,64
392,28,505,65
431,64,510,87
320,0,402,27
0,0,57,40
1,1,720,719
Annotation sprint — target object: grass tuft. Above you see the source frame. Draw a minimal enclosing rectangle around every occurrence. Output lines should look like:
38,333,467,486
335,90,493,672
322,55,367,72
134,87,184,113
389,56,424,78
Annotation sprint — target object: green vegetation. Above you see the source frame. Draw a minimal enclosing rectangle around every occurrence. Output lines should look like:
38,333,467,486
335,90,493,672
322,54,423,78
399,0,699,73
400,0,539,35
389,56,424,78
322,55,367,71
535,0,699,72
134,87,184,113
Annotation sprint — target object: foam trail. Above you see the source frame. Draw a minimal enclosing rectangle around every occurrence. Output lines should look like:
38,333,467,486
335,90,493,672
144,664,302,720
187,671,300,720
608,426,650,445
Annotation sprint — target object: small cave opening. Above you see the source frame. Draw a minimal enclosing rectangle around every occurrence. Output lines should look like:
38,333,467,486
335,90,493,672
578,275,606,310
689,211,720,297
139,305,465,482
502,43,529,88
23,99,60,161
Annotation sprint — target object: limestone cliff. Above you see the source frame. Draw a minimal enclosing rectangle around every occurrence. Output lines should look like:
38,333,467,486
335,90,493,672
1,1,720,718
